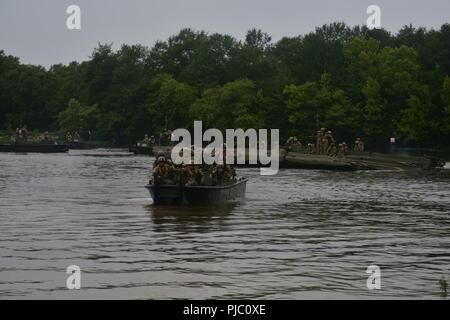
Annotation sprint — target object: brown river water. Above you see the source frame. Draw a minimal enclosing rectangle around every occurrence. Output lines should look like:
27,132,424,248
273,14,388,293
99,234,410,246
0,150,449,299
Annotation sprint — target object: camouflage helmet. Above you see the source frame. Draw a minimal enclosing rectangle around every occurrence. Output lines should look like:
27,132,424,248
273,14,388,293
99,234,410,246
156,151,166,158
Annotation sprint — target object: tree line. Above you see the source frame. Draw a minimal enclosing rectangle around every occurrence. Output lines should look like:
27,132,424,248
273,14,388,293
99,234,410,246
1,22,450,148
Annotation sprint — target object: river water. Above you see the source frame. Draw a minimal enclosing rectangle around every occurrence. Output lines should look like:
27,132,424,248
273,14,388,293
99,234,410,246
0,150,449,299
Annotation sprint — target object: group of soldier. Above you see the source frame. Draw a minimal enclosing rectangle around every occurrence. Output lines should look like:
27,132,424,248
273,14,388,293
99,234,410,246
159,130,173,146
39,131,55,144
286,128,365,158
152,151,236,186
65,131,81,143
11,126,55,144
13,126,29,143
140,134,156,146
138,131,171,147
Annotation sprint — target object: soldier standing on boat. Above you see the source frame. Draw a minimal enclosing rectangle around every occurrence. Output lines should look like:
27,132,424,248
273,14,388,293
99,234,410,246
337,143,347,158
316,129,324,154
19,125,28,142
153,151,178,185
321,131,331,155
328,140,337,157
14,128,20,143
359,139,365,152
286,136,301,151
142,134,151,146
354,138,365,152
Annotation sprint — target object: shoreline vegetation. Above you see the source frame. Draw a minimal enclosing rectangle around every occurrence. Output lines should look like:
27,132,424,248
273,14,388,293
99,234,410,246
1,22,450,150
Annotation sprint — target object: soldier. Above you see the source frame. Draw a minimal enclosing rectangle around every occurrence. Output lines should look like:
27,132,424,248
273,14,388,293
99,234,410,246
153,151,166,167
328,141,337,157
354,138,360,151
200,164,214,186
149,135,156,145
358,139,365,152
337,143,345,158
15,128,20,143
305,143,314,154
316,130,324,154
354,138,364,152
342,142,348,155
327,130,336,144
20,125,28,142
41,131,53,144
153,151,167,183
154,154,180,185
66,131,73,143
182,163,196,186
166,161,181,185
142,134,150,145
321,134,329,155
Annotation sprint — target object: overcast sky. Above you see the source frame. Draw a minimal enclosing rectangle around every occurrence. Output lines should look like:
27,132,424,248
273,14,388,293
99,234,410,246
1,0,449,67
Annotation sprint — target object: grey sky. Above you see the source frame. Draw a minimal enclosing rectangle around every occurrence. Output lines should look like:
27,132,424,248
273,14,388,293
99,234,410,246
1,0,449,67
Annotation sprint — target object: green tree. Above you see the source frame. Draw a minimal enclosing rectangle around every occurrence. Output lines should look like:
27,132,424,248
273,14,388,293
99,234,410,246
57,99,99,137
190,79,265,130
148,74,196,131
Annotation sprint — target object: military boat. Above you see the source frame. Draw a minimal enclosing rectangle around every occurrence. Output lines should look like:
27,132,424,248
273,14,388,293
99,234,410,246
146,178,248,205
68,141,110,150
0,143,69,153
281,150,445,171
129,145,153,155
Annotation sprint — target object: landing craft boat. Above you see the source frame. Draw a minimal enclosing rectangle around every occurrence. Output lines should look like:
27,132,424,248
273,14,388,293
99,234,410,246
0,143,69,153
68,141,110,150
129,145,153,155
281,150,445,171
146,178,248,205
346,152,446,170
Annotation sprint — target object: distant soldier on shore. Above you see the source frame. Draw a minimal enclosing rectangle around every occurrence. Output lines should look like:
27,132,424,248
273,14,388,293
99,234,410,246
354,138,365,152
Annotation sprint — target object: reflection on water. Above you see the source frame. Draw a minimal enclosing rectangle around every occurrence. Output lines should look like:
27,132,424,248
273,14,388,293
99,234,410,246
0,150,449,299
148,204,235,234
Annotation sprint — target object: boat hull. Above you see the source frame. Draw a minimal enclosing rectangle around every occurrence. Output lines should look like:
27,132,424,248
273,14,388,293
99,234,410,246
68,141,108,150
129,145,153,155
282,153,358,171
0,144,69,153
281,150,445,171
146,178,247,205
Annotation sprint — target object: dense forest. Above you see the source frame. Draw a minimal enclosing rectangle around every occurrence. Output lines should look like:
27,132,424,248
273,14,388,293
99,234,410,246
1,22,450,148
